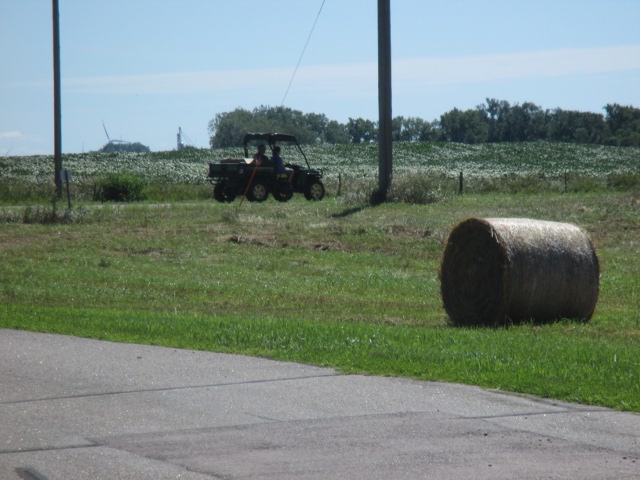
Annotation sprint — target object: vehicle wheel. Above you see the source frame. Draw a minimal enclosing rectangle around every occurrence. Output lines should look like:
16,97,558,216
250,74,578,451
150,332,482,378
213,183,236,203
273,183,294,202
247,181,269,202
304,180,325,201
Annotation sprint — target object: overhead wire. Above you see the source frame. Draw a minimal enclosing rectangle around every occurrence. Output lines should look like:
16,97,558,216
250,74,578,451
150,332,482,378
280,0,326,107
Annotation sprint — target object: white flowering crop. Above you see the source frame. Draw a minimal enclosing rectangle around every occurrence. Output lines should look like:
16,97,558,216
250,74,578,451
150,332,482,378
1,142,637,188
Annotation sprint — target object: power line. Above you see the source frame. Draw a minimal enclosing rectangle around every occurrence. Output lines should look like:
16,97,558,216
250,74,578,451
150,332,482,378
280,0,326,107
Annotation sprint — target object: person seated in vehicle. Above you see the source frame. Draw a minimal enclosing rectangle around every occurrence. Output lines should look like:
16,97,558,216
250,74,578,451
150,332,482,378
253,144,272,166
271,146,294,183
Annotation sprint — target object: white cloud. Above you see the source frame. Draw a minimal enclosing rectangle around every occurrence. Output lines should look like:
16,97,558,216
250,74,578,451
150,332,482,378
61,45,640,97
0,130,24,139
394,45,640,89
63,68,291,95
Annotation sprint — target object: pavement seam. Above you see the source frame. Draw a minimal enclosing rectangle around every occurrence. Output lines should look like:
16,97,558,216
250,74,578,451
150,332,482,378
0,372,340,406
87,409,536,444
15,467,49,480
467,407,613,420
0,442,99,456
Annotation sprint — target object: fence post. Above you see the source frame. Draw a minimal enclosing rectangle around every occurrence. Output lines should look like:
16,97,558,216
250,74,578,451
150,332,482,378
459,171,464,194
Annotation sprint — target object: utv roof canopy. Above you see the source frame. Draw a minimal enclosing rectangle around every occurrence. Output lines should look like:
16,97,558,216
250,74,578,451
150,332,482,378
243,133,299,145
242,133,309,168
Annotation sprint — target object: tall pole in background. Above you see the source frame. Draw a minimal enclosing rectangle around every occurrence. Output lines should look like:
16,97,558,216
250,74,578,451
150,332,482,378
52,0,62,197
377,0,392,202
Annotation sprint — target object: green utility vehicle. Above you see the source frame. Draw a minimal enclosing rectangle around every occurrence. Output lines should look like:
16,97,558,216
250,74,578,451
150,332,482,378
207,133,325,203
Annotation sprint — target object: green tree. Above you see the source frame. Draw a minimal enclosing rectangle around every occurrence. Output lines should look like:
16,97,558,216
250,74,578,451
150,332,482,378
546,109,575,142
392,116,431,142
98,141,150,153
604,104,640,146
439,108,488,143
207,100,639,148
324,120,349,144
208,108,254,148
304,112,329,143
480,99,547,142
209,106,331,147
547,109,606,144
483,98,511,142
346,117,378,143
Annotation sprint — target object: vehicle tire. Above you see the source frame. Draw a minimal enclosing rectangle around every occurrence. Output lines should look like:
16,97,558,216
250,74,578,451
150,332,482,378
304,180,325,201
273,183,294,202
213,183,236,203
247,181,269,202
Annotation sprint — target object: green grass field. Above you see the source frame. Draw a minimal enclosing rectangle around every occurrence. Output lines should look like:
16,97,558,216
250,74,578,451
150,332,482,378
1,181,639,411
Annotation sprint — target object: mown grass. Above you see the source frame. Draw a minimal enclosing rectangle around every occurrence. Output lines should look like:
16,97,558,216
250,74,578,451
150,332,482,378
1,191,639,411
2,304,638,411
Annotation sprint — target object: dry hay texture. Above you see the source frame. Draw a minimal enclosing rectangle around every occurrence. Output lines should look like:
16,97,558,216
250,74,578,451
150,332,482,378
440,218,600,327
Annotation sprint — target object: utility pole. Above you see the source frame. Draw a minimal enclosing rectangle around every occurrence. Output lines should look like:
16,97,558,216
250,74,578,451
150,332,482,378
376,0,392,202
52,0,62,197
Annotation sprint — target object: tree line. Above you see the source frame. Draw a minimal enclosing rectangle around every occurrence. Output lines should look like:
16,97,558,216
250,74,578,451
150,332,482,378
99,141,150,153
208,100,640,148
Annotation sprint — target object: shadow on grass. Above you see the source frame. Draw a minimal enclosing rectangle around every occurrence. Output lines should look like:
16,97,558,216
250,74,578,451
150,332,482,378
331,206,369,218
331,190,388,218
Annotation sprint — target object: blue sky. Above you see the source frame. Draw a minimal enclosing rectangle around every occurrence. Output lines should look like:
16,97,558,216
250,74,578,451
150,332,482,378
1,0,639,155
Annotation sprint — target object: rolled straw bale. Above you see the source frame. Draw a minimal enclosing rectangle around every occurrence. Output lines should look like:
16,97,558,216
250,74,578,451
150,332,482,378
440,218,599,326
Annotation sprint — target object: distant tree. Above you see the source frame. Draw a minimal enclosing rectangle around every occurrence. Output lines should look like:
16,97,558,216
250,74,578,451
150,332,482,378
604,104,640,146
483,98,511,142
575,111,607,144
346,117,378,143
304,112,329,143
439,108,488,143
323,120,349,144
208,108,254,148
392,116,431,142
408,117,434,141
98,141,150,153
546,109,575,142
392,116,405,141
253,105,316,143
480,99,547,142
207,100,640,148
209,106,330,147
521,102,548,141
546,109,606,144
502,102,546,141
428,120,446,142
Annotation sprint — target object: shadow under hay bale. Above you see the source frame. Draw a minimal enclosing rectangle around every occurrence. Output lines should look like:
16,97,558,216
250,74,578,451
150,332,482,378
440,218,599,327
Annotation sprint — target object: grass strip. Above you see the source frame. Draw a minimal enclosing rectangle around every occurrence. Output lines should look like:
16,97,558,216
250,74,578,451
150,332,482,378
2,304,638,412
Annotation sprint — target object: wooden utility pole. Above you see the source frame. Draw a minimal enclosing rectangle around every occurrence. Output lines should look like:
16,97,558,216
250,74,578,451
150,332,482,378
377,0,392,202
52,0,62,197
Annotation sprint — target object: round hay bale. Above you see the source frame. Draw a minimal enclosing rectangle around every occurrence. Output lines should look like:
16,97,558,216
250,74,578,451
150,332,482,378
440,218,599,326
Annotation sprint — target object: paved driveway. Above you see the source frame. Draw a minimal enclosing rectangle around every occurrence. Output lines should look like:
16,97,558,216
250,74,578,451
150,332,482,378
1,329,638,479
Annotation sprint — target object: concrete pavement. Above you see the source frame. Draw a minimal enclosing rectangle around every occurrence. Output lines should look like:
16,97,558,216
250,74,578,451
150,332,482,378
1,329,638,479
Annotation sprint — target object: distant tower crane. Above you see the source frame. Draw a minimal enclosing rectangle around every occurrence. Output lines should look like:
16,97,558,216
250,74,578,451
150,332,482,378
177,127,185,150
177,127,193,150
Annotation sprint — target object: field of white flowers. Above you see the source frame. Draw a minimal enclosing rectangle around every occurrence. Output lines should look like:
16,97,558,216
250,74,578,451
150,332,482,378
306,141,640,180
1,141,638,189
